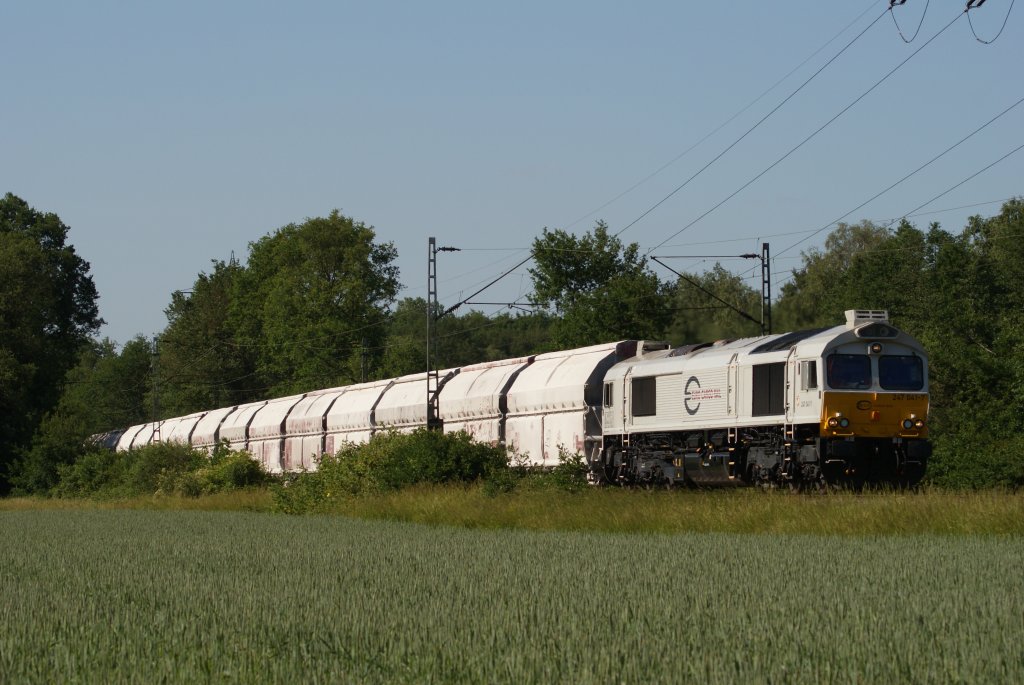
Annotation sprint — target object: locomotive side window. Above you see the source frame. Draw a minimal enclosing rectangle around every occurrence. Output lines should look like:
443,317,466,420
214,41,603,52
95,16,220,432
826,354,871,389
603,382,614,408
879,355,924,391
631,377,657,417
752,363,785,416
799,360,818,390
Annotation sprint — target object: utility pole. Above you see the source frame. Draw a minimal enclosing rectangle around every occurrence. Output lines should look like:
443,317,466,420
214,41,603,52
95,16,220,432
151,334,161,442
426,238,441,430
360,337,367,383
426,237,460,431
761,242,772,336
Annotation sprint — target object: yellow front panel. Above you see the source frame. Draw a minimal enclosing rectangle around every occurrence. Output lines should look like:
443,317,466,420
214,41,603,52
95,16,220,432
820,392,929,439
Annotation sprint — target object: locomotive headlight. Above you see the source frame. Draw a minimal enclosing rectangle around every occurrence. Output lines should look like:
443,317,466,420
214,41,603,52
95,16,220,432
869,342,883,354
828,417,839,428
914,419,925,428
902,419,914,430
839,418,850,428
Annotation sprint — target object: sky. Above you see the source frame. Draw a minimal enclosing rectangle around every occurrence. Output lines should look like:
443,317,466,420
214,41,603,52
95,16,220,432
2,1,1021,345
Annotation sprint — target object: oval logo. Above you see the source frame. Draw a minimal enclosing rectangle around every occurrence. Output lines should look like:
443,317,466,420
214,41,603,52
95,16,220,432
684,376,701,415
856,400,872,410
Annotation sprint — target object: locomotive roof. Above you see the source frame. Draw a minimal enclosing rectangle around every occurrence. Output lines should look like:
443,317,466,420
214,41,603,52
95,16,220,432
607,317,925,379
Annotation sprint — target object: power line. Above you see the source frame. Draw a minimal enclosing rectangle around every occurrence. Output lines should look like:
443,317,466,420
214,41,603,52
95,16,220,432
772,225,1024,291
402,3,970,326
896,141,1024,219
559,0,879,232
649,7,968,253
894,197,1015,220
430,6,885,315
438,253,536,319
612,6,891,240
967,0,1016,43
650,257,763,328
775,92,1024,257
889,0,930,43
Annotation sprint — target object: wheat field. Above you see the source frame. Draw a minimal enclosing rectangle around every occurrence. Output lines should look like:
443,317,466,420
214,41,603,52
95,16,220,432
2,509,1022,683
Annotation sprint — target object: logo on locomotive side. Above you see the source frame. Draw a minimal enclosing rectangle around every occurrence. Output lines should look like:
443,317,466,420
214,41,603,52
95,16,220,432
684,376,724,415
684,376,701,415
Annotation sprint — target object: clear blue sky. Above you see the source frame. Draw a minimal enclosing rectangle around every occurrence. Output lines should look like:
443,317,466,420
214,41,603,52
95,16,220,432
2,1,1021,344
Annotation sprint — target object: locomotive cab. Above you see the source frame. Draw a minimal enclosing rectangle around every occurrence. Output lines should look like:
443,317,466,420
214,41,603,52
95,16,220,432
814,310,931,485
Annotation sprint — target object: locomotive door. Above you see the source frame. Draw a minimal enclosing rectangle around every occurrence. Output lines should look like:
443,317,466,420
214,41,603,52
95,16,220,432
621,365,633,437
726,354,738,416
787,350,798,422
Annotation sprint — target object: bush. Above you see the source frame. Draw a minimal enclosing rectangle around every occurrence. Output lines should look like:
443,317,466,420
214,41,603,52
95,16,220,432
195,449,272,492
273,429,510,513
53,442,270,498
547,447,589,492
53,447,131,498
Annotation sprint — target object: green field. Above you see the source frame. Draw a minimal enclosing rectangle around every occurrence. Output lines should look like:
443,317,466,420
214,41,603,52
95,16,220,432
2,509,1022,683
6,486,1024,536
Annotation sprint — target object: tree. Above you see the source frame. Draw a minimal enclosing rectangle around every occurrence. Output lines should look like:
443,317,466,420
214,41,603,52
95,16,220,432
771,202,1024,487
773,221,894,331
231,211,400,395
666,264,763,343
380,297,556,378
529,222,670,347
157,259,260,416
0,193,101,491
12,338,152,493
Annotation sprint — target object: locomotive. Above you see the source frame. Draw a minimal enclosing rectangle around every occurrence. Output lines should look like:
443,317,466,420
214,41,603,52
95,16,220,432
596,309,930,488
113,310,930,488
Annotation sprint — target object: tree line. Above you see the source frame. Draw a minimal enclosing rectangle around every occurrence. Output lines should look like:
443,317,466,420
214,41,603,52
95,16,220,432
2,191,1022,492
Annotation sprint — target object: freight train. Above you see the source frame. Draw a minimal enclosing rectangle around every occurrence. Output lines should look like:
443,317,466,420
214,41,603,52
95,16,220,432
111,309,930,488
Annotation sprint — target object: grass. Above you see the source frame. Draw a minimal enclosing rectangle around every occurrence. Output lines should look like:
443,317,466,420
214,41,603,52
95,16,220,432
1,510,1021,683
0,487,274,513
329,485,1024,536
4,486,1022,535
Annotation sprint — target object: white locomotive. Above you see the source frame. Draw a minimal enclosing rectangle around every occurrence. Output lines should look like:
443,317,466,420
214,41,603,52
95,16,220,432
114,310,930,487
597,309,930,487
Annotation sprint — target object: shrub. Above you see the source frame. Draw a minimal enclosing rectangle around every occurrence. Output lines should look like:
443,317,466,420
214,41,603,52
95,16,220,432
53,442,270,498
194,450,272,492
54,447,131,498
547,447,589,492
272,429,510,513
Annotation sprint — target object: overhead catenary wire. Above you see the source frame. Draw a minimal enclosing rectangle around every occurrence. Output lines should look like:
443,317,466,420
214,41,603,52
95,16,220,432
649,7,969,253
895,141,1024,219
772,226,1024,291
560,0,879,232
889,0,930,43
457,198,1017,254
883,197,1016,223
427,5,887,316
967,0,1015,43
651,256,763,327
434,191,1019,316
611,7,891,240
774,92,1024,258
415,2,991,320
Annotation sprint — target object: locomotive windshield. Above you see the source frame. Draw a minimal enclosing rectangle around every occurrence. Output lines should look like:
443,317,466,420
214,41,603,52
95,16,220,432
826,354,872,389
879,355,924,390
